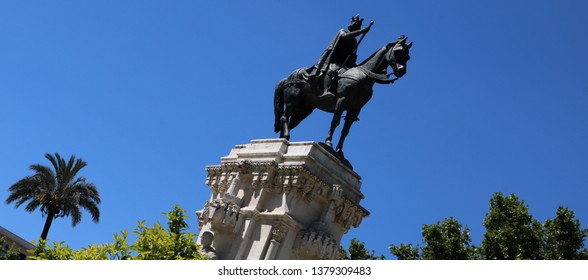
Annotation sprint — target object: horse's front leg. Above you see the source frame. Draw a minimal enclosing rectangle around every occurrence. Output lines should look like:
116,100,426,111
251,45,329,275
335,109,359,153
325,97,345,147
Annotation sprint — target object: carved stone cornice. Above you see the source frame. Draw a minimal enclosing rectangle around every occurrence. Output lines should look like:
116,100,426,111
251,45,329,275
249,161,277,190
292,229,338,260
205,160,369,231
271,164,330,202
206,161,278,194
334,196,369,230
198,198,241,233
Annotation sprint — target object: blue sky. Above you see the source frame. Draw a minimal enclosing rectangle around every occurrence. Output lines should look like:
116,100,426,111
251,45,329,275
1,1,587,258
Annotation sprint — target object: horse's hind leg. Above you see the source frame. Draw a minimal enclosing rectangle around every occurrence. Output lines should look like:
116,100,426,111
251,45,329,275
280,105,291,140
280,118,288,139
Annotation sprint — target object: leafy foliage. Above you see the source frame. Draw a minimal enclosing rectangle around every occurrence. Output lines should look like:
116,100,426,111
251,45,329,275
0,236,23,260
482,193,544,259
132,206,201,260
29,205,205,260
544,206,588,260
5,153,101,240
390,192,587,260
341,238,385,260
389,217,475,260
389,243,421,260
421,217,474,259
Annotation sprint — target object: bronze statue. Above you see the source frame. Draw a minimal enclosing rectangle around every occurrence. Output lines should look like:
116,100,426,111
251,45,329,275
310,15,372,100
274,25,412,155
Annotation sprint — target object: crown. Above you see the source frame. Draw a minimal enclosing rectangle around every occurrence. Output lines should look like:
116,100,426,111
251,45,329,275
351,15,364,24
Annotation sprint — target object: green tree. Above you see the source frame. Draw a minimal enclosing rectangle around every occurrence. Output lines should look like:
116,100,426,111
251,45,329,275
544,206,588,260
6,153,101,240
421,217,474,260
389,217,474,260
30,239,75,260
389,243,421,260
0,236,23,260
132,205,202,260
390,193,587,260
341,238,385,260
31,230,133,260
30,205,205,260
481,192,544,259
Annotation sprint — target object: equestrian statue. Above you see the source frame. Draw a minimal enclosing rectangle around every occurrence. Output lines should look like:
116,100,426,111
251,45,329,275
274,16,412,156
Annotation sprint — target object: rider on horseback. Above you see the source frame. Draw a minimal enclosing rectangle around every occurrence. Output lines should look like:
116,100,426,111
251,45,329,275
310,15,372,99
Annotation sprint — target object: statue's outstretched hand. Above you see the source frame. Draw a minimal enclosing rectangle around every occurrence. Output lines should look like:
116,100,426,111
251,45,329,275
364,21,374,33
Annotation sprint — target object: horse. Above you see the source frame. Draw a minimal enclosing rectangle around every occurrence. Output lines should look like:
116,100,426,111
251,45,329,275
274,35,412,154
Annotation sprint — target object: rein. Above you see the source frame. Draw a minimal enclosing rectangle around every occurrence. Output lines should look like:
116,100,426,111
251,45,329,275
357,66,398,84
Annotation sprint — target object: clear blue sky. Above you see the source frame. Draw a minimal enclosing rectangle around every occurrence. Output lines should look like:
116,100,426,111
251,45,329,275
1,1,587,258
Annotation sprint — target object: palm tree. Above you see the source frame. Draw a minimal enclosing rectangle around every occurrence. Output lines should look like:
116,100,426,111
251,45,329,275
5,153,101,240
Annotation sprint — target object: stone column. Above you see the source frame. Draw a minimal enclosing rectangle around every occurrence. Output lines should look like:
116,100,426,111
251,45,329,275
196,139,369,260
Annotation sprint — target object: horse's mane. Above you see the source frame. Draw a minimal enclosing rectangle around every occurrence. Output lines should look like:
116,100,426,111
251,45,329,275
357,43,392,66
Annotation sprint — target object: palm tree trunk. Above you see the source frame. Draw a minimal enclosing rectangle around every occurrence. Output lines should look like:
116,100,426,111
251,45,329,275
40,214,55,240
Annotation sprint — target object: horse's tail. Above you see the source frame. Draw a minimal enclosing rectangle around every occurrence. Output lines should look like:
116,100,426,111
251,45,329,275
274,78,286,133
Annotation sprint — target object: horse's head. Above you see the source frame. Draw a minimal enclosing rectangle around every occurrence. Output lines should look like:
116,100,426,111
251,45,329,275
387,35,412,78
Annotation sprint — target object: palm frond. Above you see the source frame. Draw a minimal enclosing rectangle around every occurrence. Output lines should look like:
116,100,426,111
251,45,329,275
70,207,82,227
78,195,101,223
44,153,60,177
6,177,39,206
25,199,42,212
29,164,55,180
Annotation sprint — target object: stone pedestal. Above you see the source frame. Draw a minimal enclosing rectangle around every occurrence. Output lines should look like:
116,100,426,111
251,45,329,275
196,139,369,260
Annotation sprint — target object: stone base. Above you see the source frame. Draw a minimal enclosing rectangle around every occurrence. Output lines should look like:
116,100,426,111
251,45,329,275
196,139,369,260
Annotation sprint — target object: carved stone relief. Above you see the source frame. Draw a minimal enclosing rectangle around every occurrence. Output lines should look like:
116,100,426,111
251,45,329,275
292,229,338,259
